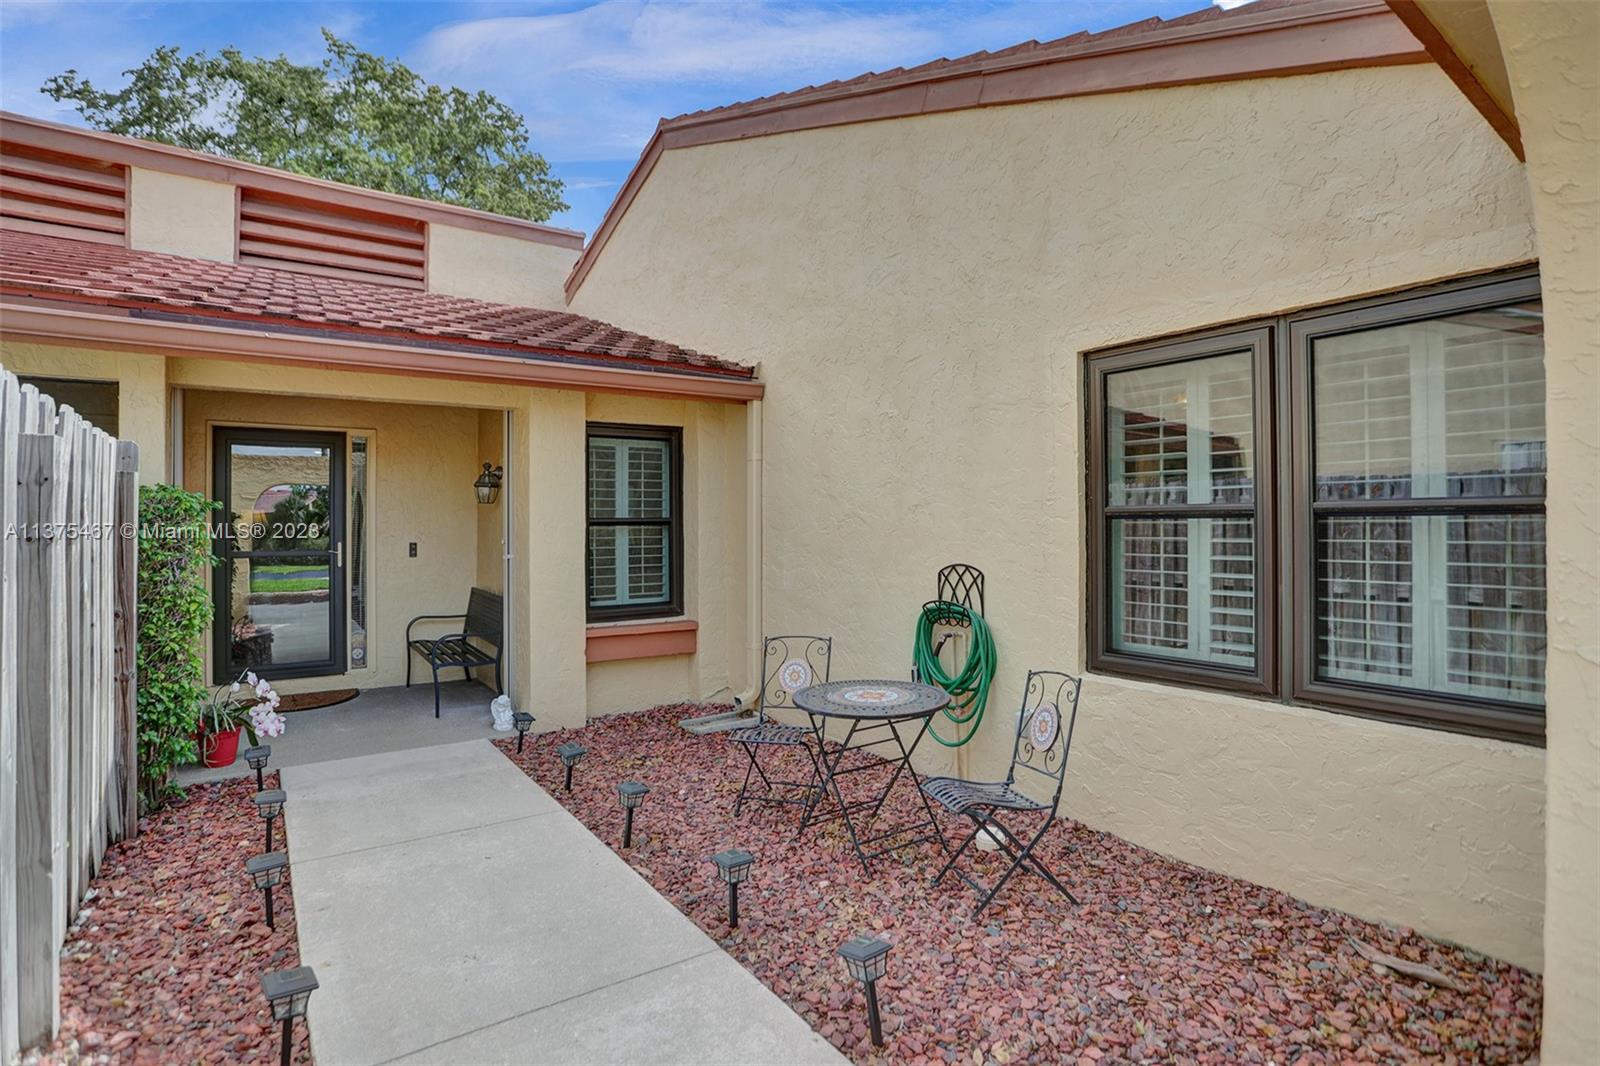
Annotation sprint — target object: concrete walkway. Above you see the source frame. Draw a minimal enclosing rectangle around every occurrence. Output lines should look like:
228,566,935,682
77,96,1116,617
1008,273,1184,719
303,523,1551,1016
282,741,846,1065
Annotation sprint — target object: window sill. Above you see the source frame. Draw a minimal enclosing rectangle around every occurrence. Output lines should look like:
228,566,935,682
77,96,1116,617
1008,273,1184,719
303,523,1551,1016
586,618,698,663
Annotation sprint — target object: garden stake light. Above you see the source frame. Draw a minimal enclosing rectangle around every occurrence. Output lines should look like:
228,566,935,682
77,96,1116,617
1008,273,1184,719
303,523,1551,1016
261,965,318,1066
246,851,289,929
839,934,891,1047
556,742,587,791
244,745,272,790
254,789,285,852
513,711,535,753
616,781,649,848
711,849,755,929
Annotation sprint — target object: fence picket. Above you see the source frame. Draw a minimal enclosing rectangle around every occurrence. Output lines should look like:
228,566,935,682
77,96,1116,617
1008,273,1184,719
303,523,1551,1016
1,366,138,1055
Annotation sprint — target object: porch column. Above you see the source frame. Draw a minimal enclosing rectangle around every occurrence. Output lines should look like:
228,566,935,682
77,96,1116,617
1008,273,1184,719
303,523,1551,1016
509,389,587,729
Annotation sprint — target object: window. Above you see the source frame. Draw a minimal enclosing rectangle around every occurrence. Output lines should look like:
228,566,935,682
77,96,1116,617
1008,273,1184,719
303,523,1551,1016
586,424,682,621
1088,270,1545,743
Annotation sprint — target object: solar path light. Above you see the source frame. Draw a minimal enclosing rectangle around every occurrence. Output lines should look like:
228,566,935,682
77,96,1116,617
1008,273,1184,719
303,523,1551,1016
555,742,587,791
244,745,272,790
253,789,286,852
246,851,289,930
261,965,318,1066
711,849,755,928
513,711,535,753
616,781,649,848
838,934,891,1047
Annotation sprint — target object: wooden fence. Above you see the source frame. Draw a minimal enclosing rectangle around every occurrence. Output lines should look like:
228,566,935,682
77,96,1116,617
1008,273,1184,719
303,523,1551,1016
0,363,139,1059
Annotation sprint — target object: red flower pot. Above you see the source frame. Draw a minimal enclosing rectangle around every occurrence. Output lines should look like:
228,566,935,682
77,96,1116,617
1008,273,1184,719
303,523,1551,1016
199,725,243,769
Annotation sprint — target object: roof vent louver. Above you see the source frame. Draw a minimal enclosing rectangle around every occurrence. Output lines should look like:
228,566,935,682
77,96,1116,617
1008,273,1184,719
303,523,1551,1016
0,144,127,246
238,188,425,288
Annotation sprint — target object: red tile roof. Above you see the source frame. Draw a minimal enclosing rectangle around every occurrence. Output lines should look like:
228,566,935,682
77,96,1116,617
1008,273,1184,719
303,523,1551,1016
665,0,1308,126
0,230,752,378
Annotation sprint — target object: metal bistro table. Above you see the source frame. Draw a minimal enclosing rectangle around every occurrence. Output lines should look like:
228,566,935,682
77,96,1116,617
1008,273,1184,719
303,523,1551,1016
794,679,951,872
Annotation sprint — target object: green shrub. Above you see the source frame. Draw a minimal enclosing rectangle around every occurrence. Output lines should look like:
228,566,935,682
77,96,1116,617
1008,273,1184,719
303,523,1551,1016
136,483,217,810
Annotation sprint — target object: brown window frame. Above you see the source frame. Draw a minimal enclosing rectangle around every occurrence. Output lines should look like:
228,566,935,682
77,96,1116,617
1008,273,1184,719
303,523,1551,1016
585,422,685,624
1086,266,1546,745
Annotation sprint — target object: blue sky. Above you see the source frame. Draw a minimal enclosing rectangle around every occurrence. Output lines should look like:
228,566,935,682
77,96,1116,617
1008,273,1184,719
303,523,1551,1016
0,1,1213,234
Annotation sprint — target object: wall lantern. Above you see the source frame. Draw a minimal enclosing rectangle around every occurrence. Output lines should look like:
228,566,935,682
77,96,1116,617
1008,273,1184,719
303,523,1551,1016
261,965,318,1066
474,462,504,505
556,742,588,791
253,788,286,851
838,934,892,1046
244,745,272,791
616,781,649,848
246,851,289,929
711,849,755,928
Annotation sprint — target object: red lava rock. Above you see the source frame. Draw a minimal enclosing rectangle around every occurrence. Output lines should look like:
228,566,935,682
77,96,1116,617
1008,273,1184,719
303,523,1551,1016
497,705,1543,1065
27,774,312,1065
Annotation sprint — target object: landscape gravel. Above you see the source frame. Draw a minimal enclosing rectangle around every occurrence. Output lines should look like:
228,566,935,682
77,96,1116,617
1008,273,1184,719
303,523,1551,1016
497,704,1541,1066
23,774,310,1065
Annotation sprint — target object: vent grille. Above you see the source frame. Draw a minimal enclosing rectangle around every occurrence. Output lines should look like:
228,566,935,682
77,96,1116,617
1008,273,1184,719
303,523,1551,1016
238,189,425,287
0,144,126,245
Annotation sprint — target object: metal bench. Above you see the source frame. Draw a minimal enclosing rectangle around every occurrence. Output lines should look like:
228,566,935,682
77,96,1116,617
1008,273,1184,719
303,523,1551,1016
405,587,503,718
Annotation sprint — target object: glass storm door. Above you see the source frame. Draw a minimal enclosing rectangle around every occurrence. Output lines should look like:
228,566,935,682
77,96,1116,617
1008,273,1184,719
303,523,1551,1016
213,427,346,682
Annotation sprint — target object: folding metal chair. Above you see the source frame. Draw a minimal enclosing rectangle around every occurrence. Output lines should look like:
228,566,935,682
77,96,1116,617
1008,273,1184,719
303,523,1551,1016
729,635,831,816
922,670,1083,915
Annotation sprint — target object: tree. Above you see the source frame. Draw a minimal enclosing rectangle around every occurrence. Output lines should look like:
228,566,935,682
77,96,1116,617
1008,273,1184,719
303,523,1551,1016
42,31,566,221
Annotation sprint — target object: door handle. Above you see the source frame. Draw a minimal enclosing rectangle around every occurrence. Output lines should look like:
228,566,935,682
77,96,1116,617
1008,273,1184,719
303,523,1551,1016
334,542,344,569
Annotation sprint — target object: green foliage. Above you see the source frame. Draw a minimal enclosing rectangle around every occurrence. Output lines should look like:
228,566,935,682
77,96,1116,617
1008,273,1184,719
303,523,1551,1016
135,483,217,810
42,31,567,222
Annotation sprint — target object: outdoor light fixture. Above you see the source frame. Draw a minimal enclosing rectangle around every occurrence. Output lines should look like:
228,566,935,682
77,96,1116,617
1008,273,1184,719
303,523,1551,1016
711,849,755,929
244,745,272,791
838,934,891,1047
616,781,649,848
555,742,587,791
474,462,504,505
246,851,289,930
253,789,286,852
513,711,535,753
261,965,318,1066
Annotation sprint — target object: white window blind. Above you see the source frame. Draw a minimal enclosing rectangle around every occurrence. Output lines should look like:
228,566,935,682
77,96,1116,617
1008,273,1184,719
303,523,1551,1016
1312,304,1545,705
1107,352,1256,668
587,436,673,610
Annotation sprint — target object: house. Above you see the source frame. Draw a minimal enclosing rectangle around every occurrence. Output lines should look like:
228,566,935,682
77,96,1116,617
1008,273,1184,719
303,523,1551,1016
1,0,1593,1059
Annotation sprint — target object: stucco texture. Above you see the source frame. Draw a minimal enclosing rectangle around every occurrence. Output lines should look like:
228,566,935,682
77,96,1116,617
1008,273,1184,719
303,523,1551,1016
569,63,1548,966
0,342,166,479
180,381,491,696
1489,1,1600,1058
426,223,579,311
127,168,235,263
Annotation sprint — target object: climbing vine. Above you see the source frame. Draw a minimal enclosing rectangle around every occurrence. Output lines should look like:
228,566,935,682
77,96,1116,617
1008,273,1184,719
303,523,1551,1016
136,484,217,811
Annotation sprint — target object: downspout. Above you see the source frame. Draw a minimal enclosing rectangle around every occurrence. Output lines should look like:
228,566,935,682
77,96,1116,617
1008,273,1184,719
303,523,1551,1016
733,395,763,709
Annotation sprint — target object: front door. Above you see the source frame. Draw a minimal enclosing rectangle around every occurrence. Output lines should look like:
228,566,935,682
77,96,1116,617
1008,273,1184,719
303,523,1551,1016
214,427,346,682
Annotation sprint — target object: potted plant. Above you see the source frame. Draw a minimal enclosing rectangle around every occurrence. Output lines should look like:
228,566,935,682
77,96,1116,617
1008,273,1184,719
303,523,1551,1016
198,670,287,769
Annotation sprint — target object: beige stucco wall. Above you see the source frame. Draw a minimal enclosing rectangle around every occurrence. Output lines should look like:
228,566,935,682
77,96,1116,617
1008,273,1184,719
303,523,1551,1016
127,168,235,262
176,374,492,696
427,224,578,310
570,63,1550,966
582,393,749,717
1488,1,1600,1058
0,342,166,479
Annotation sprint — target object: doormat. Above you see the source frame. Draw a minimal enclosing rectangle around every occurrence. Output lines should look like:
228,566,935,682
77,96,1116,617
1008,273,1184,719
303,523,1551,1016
276,689,360,713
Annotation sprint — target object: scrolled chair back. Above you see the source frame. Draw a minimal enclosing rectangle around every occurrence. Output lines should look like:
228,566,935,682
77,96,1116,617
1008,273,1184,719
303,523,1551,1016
759,635,833,718
1008,670,1083,805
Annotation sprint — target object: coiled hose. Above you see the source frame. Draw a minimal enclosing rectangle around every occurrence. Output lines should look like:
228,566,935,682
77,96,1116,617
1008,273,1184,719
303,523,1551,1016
912,601,997,747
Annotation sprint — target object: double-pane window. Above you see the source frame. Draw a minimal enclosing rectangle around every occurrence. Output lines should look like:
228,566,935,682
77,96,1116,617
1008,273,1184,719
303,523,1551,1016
587,425,682,620
1088,271,1544,741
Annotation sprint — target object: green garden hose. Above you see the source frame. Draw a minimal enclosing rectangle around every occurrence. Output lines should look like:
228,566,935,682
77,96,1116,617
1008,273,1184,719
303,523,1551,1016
913,602,997,747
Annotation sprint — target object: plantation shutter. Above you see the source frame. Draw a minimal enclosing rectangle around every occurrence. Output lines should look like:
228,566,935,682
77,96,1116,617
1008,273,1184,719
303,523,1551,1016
587,435,674,612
